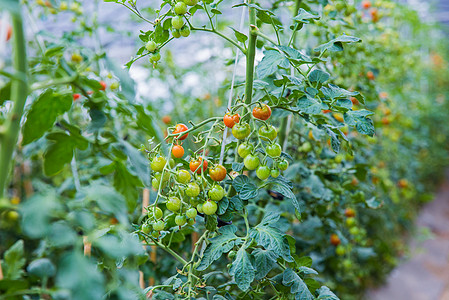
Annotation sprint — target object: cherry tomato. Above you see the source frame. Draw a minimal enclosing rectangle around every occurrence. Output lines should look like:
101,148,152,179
187,218,196,225
150,52,161,62
1,23,12,42
349,226,360,236
336,245,346,256
366,71,375,80
180,26,190,37
73,93,80,101
186,208,197,219
173,123,189,140
172,145,185,158
344,208,356,218
270,169,280,178
99,81,107,91
203,201,218,215
232,123,251,140
189,157,208,174
177,170,191,184
151,156,167,172
244,154,260,170
197,203,204,214
362,0,371,9
172,29,181,38
152,207,163,220
228,250,236,259
142,223,151,234
153,220,165,231
238,143,253,158
175,215,187,226
223,113,240,128
152,231,160,238
166,196,181,212
278,160,288,171
266,143,282,158
174,1,188,14
330,234,341,246
252,104,272,120
209,165,227,181
208,185,224,201
346,217,356,227
184,0,198,5
256,165,270,180
186,182,200,197
259,125,277,141
301,142,312,152
172,16,184,29
162,115,171,124
146,40,157,52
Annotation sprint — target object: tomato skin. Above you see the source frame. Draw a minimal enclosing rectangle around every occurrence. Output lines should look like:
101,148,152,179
162,115,171,124
252,104,272,120
186,208,197,219
186,182,201,197
184,0,198,5
150,52,161,62
256,165,270,180
177,170,191,184
174,1,188,14
208,185,225,201
209,165,227,181
172,145,185,158
153,220,165,231
166,196,181,212
180,26,190,37
189,157,208,174
362,0,371,9
270,169,280,178
175,215,187,226
366,71,375,80
73,93,80,101
152,207,163,219
203,200,218,215
151,156,167,172
344,208,356,218
238,143,253,158
346,217,356,227
197,203,204,214
266,143,282,158
223,113,240,128
244,154,260,170
172,29,181,38
99,81,107,91
330,234,341,246
142,223,151,234
172,16,184,30
278,160,288,171
336,245,346,256
259,125,277,141
145,40,157,52
232,123,251,140
173,123,189,140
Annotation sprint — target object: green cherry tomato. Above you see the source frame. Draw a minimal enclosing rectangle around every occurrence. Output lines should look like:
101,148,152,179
256,165,271,180
152,231,160,239
151,173,169,190
232,123,251,140
186,208,197,219
244,154,260,170
301,142,312,153
174,1,188,14
278,160,289,171
189,197,201,206
271,169,280,178
172,16,184,29
152,207,163,220
177,170,191,184
208,185,225,201
166,196,181,212
145,40,157,52
151,156,167,172
142,223,151,234
153,220,165,231
184,0,198,5
259,125,277,141
336,245,346,256
203,201,218,215
238,143,253,158
175,215,187,226
149,51,161,62
180,26,190,37
187,218,196,225
228,250,236,259
349,226,360,236
196,203,204,214
346,217,356,227
334,154,344,163
186,182,200,197
172,29,181,38
266,143,282,158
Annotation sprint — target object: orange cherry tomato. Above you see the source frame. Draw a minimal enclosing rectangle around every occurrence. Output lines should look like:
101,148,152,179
172,145,185,158
0,22,12,41
209,164,227,181
189,157,208,174
350,97,359,106
99,81,107,91
73,93,81,101
173,123,189,140
252,104,272,120
223,113,241,128
344,208,356,218
330,234,341,246
367,71,375,80
162,115,172,124
362,0,371,9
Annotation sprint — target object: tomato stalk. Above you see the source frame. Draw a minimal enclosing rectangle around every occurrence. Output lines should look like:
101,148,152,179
244,0,257,111
0,12,28,200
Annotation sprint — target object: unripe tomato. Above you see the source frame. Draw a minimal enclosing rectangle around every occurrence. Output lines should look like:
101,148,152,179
223,113,240,128
152,207,164,220
270,169,280,178
184,0,198,5
232,123,251,140
150,52,161,62
173,123,189,140
186,208,197,219
238,143,253,158
172,16,184,30
228,250,236,259
336,245,346,256
203,200,218,215
152,231,160,238
333,113,344,123
166,196,181,212
189,157,208,174
334,154,344,163
146,40,157,52
278,160,288,171
208,185,225,201
209,165,227,181
153,220,165,231
252,104,272,120
177,170,191,183
174,1,188,14
60,1,68,10
151,156,167,172
259,125,277,141
344,208,356,218
349,226,360,236
110,82,119,90
180,26,190,37
244,154,260,170
266,143,282,158
99,81,107,91
187,218,196,225
186,182,200,197
172,29,181,38
343,259,353,269
301,142,312,152
256,165,270,180
346,217,356,227
175,215,187,226
142,223,151,234
71,53,83,63
73,93,81,101
197,203,204,214
330,233,341,246
172,145,185,158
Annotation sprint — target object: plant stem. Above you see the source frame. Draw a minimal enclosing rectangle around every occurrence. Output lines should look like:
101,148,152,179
0,13,28,199
244,0,257,117
190,27,246,55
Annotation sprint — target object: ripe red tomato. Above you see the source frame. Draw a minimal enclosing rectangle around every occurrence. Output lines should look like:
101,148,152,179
330,234,341,246
73,93,81,101
99,81,107,91
172,145,184,158
345,208,356,218
189,157,208,174
252,104,272,120
162,115,171,124
223,113,240,128
367,71,375,80
173,123,189,140
361,0,371,9
209,164,227,181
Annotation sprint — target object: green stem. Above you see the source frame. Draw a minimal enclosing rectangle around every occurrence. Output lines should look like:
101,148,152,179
190,27,246,55
0,13,28,199
244,0,257,114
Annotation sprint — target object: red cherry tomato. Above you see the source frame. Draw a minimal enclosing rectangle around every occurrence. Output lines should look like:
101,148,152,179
362,0,371,9
209,164,227,181
223,113,241,128
172,145,184,158
162,115,172,124
73,93,81,101
252,104,272,120
173,123,189,140
189,157,208,174
99,81,107,91
330,234,341,246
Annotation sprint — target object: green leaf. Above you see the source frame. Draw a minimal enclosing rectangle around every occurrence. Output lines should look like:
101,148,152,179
239,183,258,200
297,95,324,114
0,81,11,105
113,161,143,211
232,175,250,192
229,195,244,211
251,248,277,280
229,248,255,291
344,110,375,136
22,89,72,145
27,258,56,278
293,9,320,24
197,225,240,271
43,133,75,176
3,240,25,280
282,268,314,300
316,286,340,299
314,34,361,52
257,50,289,78
217,197,230,215
211,8,222,14
20,193,60,238
205,214,218,231
230,27,247,43
366,197,382,208
309,69,330,84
